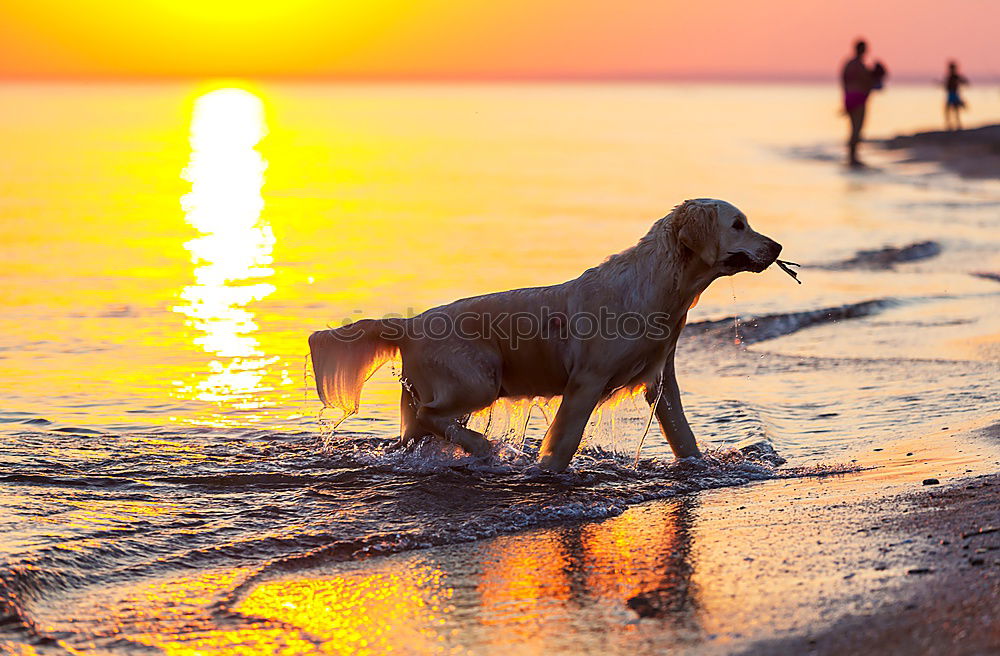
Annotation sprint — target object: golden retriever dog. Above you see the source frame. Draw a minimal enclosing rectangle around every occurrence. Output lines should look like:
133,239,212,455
309,199,782,472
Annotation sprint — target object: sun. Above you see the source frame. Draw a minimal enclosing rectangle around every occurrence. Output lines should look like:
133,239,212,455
0,0,424,77
145,0,328,26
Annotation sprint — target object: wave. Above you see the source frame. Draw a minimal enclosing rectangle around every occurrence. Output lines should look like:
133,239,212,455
813,241,942,270
216,440,852,611
0,433,857,648
687,298,896,345
972,272,1000,284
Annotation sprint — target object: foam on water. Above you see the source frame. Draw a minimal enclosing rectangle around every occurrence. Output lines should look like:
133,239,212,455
0,426,860,650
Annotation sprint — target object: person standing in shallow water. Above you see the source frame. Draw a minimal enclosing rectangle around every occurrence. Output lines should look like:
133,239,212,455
840,39,886,167
944,61,969,131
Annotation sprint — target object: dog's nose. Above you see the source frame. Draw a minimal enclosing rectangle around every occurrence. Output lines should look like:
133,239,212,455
767,238,782,260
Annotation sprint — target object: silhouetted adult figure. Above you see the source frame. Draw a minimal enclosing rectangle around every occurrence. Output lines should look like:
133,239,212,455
841,40,886,167
944,61,969,131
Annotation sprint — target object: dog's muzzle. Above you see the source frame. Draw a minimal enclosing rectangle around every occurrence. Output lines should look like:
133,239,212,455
724,239,782,273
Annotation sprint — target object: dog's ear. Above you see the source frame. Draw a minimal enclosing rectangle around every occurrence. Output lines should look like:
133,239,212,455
675,200,719,266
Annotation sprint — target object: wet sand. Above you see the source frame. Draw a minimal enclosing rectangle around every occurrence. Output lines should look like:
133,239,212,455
880,124,1000,179
223,421,1000,655
744,468,1000,655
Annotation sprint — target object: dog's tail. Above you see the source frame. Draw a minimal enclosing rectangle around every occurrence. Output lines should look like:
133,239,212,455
308,319,404,416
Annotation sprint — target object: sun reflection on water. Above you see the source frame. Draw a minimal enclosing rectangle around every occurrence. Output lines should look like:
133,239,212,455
173,88,278,415
236,562,454,655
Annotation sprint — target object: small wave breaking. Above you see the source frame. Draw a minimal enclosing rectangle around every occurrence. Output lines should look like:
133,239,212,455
0,429,858,650
687,298,896,345
813,241,942,270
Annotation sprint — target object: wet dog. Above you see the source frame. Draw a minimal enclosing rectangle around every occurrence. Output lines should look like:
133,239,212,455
309,199,782,472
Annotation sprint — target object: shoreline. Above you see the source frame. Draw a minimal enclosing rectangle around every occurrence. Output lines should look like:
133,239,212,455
879,123,1000,179
743,469,1000,655
208,421,1000,655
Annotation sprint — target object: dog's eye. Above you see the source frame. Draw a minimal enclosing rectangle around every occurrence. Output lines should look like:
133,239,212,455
732,220,745,231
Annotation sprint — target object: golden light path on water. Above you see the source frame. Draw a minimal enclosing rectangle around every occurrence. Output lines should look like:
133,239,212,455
172,88,279,420
130,505,697,655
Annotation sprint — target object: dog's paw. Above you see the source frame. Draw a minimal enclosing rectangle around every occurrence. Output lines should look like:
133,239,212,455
458,433,493,458
538,454,570,473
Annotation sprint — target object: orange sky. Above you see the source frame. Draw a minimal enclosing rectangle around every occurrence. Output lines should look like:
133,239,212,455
0,0,996,80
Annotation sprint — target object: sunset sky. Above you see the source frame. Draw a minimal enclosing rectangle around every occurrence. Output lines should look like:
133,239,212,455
0,0,996,80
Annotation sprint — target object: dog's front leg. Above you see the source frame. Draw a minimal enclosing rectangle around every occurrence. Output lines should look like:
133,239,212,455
645,352,702,459
539,375,605,472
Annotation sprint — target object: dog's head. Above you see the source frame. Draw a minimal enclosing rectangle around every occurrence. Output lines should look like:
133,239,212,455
674,199,781,275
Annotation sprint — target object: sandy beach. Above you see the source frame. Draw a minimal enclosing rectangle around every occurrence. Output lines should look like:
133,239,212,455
208,422,1000,656
880,123,1000,179
746,471,1000,656
736,423,1000,655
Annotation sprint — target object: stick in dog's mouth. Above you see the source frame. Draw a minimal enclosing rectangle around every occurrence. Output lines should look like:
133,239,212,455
774,259,802,284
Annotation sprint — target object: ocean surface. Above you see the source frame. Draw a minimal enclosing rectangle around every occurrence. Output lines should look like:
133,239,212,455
0,82,998,654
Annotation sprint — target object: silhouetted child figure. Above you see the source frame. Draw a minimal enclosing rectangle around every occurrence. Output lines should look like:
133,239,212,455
944,61,968,131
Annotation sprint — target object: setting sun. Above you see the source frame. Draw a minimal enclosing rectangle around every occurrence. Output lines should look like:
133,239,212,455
146,0,326,24
0,0,997,79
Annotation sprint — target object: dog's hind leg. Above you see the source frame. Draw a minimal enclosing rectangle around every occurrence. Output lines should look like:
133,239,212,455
404,347,499,456
416,410,492,457
538,375,606,472
398,387,428,448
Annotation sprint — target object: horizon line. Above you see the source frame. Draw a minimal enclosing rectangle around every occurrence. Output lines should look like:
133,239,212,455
1,71,993,84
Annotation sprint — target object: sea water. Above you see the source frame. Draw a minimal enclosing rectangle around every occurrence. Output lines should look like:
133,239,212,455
0,82,998,653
